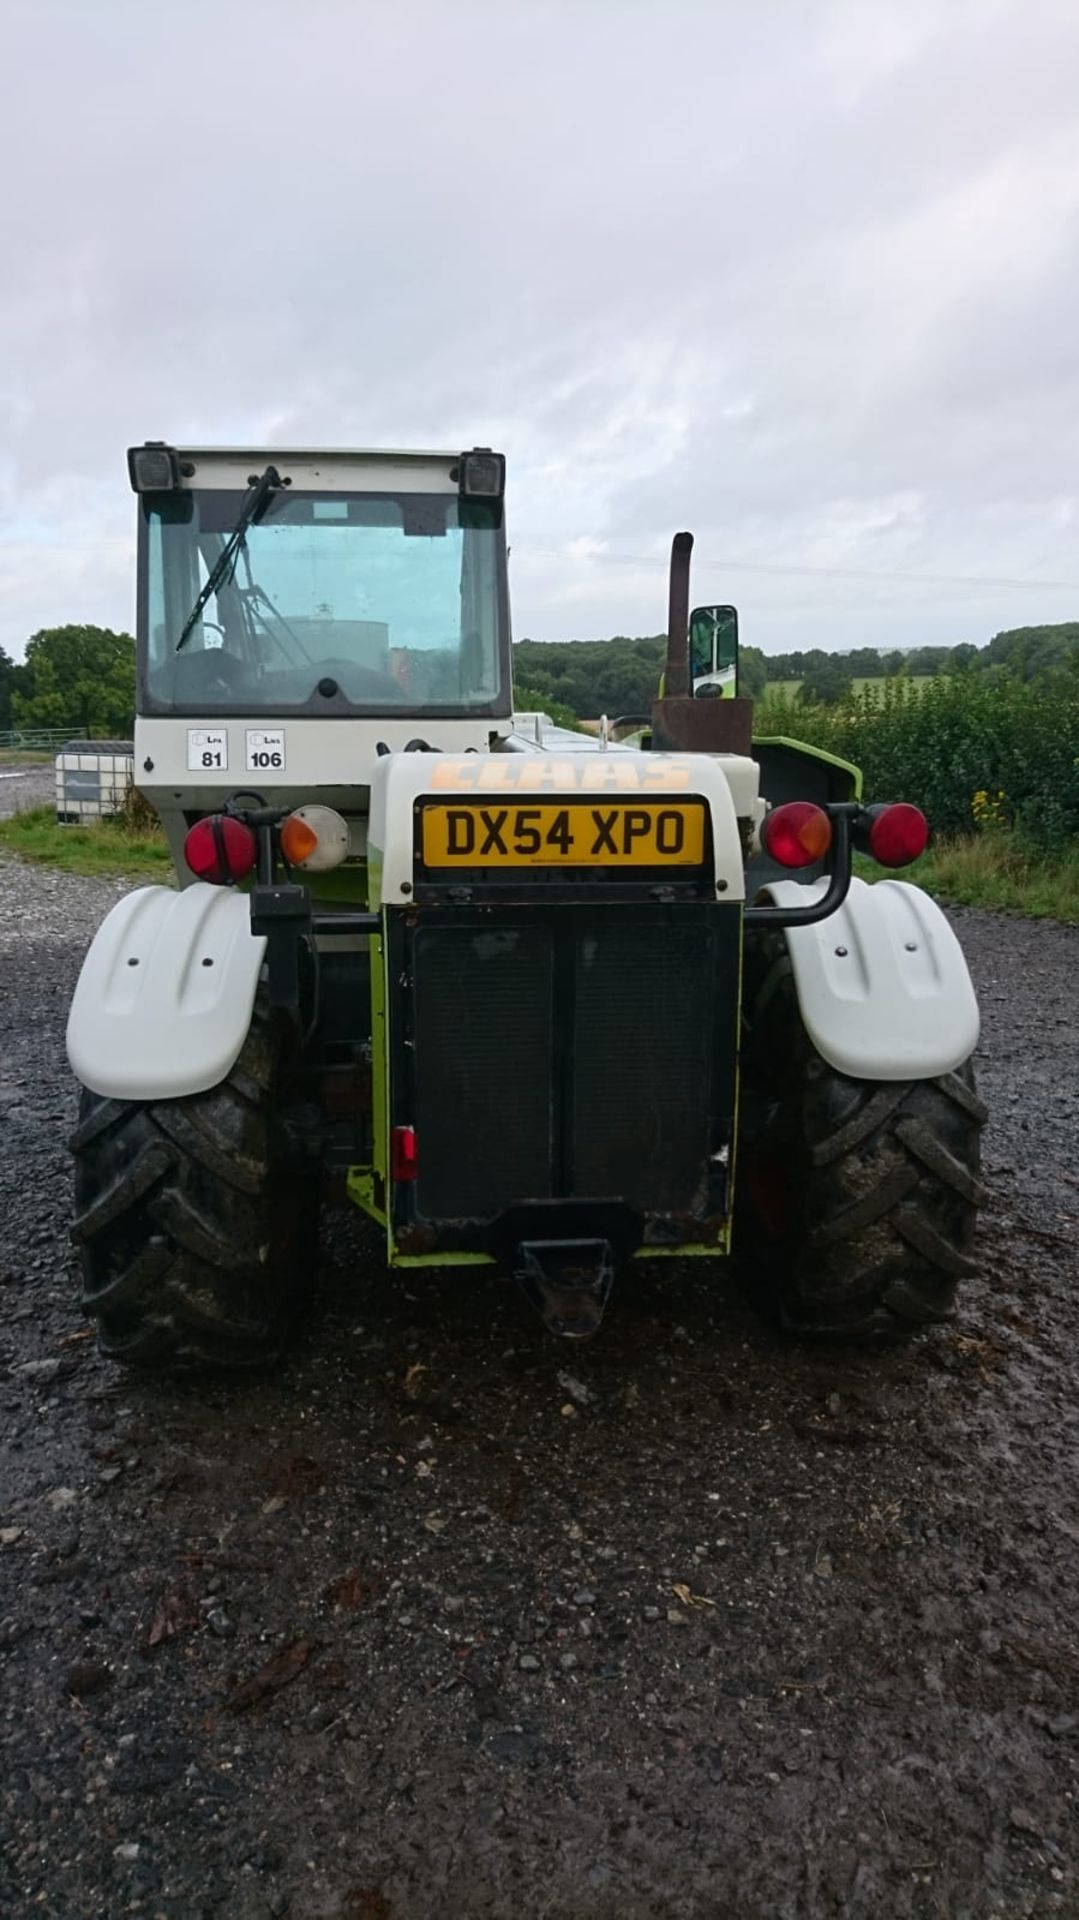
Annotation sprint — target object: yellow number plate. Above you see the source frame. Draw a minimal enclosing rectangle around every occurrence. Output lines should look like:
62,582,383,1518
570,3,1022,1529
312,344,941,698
421,801,705,867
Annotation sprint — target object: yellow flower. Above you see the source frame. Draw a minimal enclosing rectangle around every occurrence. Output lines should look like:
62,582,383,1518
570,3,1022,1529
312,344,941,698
971,788,1006,829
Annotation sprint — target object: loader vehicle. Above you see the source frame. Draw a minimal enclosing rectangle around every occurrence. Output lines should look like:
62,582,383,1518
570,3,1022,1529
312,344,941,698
66,443,986,1364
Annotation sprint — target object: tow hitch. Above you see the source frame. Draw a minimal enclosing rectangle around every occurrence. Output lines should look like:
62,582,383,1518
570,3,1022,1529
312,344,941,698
492,1201,643,1340
515,1237,616,1339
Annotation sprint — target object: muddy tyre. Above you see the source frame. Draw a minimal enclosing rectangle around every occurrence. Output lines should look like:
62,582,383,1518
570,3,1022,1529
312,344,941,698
738,941,987,1341
71,1010,317,1368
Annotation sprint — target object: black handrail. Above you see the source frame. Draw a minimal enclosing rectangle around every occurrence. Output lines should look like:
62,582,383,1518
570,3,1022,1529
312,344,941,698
743,805,859,928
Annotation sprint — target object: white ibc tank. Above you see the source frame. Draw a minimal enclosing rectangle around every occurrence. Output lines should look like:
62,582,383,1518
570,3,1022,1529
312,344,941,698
55,739,134,823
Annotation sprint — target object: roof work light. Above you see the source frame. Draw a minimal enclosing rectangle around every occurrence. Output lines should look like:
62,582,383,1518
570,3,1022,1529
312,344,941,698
457,448,506,499
127,443,183,492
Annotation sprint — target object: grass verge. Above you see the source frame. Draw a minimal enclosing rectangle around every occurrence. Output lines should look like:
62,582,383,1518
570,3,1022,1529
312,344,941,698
0,806,173,882
857,833,1079,923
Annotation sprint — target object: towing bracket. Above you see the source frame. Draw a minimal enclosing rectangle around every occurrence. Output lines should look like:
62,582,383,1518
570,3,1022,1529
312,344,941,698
515,1237,616,1340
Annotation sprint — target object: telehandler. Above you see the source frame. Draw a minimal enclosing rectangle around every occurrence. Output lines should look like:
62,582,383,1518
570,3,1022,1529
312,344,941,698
66,444,984,1362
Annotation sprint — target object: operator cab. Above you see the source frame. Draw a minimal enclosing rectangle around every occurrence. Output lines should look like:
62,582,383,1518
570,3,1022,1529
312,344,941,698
131,443,511,724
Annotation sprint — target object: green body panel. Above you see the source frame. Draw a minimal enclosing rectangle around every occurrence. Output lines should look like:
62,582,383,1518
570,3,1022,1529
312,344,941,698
370,927,388,1213
345,914,436,1265
753,735,862,799
637,1239,731,1259
392,1251,497,1269
385,1240,733,1267
345,924,388,1231
309,863,370,907
346,1168,380,1217
720,905,745,1260
364,1240,733,1267
382,1236,725,1267
239,864,370,907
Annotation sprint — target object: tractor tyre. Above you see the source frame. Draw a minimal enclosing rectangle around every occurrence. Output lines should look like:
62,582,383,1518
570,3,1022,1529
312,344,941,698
70,1007,318,1368
738,938,987,1341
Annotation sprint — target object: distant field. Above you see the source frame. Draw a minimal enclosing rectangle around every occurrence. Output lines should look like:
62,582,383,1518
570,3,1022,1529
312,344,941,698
764,675,933,699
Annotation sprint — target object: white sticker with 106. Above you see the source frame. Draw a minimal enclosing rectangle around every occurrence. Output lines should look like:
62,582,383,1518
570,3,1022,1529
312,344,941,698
246,729,286,772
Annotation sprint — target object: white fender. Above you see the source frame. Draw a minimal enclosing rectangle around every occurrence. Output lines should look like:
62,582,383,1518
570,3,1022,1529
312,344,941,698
66,884,266,1101
757,875,979,1082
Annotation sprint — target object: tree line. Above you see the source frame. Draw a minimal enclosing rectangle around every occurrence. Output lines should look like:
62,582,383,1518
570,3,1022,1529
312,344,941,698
513,635,770,723
514,622,1079,716
0,626,136,738
766,624,1079,704
3,619,1076,739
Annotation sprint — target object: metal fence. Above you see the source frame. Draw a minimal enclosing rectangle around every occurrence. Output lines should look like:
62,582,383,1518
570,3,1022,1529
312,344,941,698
0,727,85,753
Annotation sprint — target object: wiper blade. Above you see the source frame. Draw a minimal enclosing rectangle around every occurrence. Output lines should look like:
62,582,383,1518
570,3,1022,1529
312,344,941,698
175,466,283,652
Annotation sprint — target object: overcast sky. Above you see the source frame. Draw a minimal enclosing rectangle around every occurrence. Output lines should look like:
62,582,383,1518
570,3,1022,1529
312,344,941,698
2,0,1079,661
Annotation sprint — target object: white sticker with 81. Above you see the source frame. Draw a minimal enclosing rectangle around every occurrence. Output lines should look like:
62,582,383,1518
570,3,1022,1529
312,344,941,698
187,728,228,772
246,729,286,772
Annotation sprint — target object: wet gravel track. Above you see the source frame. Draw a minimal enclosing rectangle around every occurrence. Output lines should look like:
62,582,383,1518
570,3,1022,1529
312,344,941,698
1,849,1077,1920
0,763,55,817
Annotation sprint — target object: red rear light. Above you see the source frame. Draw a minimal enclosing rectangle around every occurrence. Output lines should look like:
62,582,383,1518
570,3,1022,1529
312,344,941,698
866,803,929,868
391,1125,418,1182
183,816,257,885
761,801,832,869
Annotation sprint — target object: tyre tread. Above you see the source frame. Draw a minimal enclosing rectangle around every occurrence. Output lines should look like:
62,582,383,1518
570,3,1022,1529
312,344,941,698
71,1007,315,1369
71,1142,171,1243
894,1115,989,1206
739,940,986,1343
808,1083,908,1166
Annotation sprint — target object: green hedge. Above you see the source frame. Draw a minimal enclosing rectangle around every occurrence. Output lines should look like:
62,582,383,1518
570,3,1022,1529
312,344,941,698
756,672,1079,852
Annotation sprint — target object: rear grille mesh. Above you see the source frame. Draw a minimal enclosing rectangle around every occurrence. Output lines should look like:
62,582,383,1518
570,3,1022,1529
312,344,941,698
409,913,718,1222
413,925,553,1218
572,923,712,1211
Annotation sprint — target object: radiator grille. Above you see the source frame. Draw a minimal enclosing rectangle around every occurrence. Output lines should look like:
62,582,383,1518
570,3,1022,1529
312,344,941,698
412,925,553,1218
407,912,722,1223
571,922,712,1210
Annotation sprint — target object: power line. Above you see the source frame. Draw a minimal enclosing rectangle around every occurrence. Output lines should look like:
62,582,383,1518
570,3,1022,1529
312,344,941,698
520,546,1079,593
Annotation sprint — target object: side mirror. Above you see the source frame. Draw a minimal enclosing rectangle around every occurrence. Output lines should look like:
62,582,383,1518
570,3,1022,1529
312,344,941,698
689,605,738,698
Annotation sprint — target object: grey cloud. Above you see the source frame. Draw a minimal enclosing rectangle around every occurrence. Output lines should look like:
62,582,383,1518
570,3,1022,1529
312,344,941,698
2,0,1079,659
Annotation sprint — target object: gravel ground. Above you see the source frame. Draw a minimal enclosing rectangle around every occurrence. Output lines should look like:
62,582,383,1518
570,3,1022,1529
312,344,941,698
0,763,55,818
1,852,1077,1920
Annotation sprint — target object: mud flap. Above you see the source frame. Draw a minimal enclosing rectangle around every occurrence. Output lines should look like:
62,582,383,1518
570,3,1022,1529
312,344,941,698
757,875,980,1081
67,883,266,1101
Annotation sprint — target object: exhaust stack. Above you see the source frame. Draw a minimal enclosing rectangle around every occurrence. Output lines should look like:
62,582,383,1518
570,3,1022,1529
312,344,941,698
651,528,755,755
664,531,694,699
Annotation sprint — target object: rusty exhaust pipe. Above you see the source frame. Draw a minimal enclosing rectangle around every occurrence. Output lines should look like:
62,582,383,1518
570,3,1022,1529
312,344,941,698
664,531,693,699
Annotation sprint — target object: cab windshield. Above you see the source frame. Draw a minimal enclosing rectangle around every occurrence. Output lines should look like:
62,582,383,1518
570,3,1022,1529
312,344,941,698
140,489,508,714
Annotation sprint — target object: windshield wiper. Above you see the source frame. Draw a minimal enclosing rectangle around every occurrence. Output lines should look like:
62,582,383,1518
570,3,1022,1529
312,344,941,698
175,466,283,652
